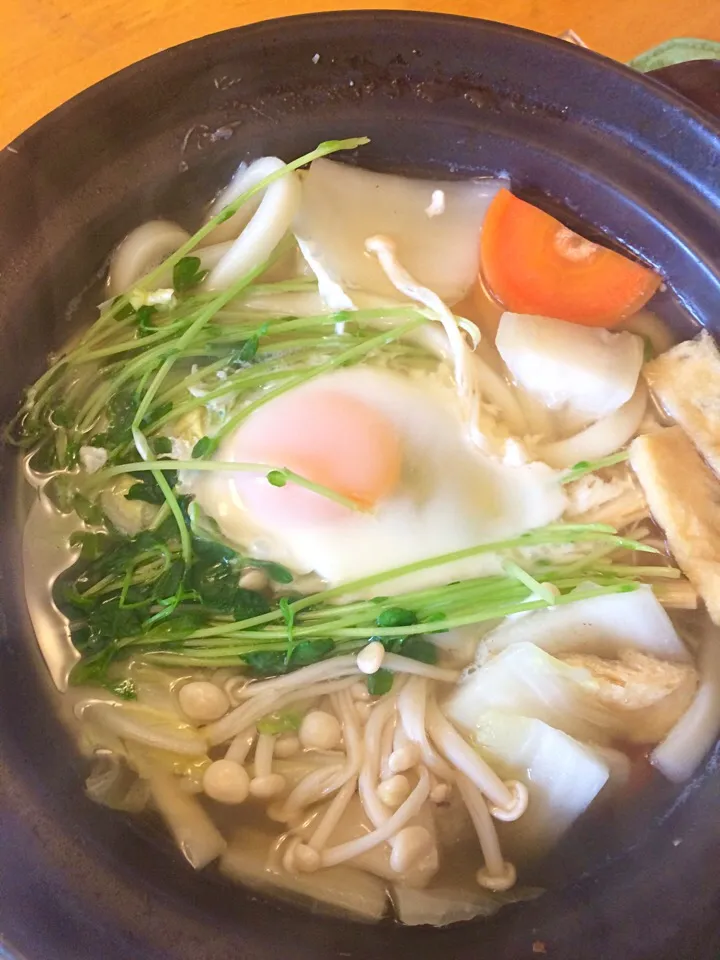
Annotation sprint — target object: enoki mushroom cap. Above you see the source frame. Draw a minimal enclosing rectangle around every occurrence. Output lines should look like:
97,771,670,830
489,779,529,823
476,860,517,892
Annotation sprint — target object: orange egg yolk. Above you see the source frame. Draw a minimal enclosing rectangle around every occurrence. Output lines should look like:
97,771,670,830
228,389,402,524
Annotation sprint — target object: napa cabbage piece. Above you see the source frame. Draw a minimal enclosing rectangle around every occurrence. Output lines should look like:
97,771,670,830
100,477,159,535
474,711,610,860
476,585,690,664
496,313,644,425
446,643,617,744
652,632,720,782
294,158,505,304
75,699,208,756
391,881,542,926
85,752,150,812
149,771,226,869
220,827,388,921
446,641,695,745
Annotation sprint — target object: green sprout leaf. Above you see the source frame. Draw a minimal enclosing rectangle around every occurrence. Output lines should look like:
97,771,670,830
367,668,393,696
173,256,208,293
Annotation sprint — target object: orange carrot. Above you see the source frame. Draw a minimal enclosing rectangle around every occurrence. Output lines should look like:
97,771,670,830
480,189,661,327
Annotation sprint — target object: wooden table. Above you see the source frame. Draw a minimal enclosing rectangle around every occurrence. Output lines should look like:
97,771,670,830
3,0,719,147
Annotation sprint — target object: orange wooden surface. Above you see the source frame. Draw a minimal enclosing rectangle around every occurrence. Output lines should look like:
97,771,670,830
3,0,720,147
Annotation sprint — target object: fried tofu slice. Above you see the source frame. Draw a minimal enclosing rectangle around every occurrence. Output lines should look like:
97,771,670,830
562,649,697,743
630,426,720,624
643,332,720,478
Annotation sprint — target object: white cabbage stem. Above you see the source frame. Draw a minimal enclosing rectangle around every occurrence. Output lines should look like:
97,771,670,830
397,677,454,779
296,236,356,313
200,161,260,244
426,700,513,810
75,700,206,756
108,220,191,296
194,240,234,271
536,381,647,469
652,633,720,782
207,157,302,290
148,772,226,869
619,310,676,356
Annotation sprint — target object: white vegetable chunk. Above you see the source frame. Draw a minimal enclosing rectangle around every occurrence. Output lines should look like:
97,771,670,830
496,312,644,423
652,632,720,782
149,772,227,869
477,586,690,664
446,643,617,744
207,157,302,291
473,711,610,860
392,883,512,926
220,828,388,921
108,220,190,296
447,640,695,745
295,158,505,304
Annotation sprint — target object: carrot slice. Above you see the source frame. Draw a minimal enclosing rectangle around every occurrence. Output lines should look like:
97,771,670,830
480,189,661,327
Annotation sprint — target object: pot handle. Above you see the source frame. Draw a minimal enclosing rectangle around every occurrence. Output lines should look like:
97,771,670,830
646,60,720,120
630,38,720,120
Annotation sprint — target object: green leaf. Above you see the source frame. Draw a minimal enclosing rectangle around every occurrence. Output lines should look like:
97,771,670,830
376,606,418,628
233,588,271,621
150,436,173,456
248,558,294,585
395,636,438,664
68,649,117,686
242,638,335,677
242,650,288,675
106,678,137,700
173,256,208,293
113,297,136,321
143,611,207,640
69,531,112,562
83,597,144,650
289,638,335,667
142,400,173,427
192,436,215,459
135,305,158,336
280,596,295,661
28,439,58,474
190,558,239,612
125,470,178,505
257,709,303,735
52,406,76,429
73,493,104,525
192,536,238,565
367,668,393,696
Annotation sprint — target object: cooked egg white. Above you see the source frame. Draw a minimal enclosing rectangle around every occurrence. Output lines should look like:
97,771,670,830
186,367,567,593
